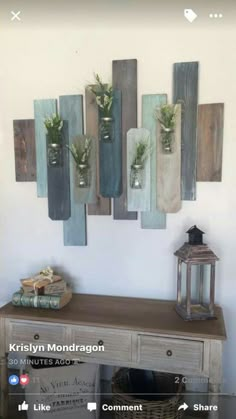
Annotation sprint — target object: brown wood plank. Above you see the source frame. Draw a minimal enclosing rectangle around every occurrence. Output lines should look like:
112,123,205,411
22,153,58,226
13,119,36,182
85,86,111,215
197,103,224,182
112,59,138,220
1,294,226,340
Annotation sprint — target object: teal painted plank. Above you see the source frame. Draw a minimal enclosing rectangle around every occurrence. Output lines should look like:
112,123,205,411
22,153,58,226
59,95,87,246
141,94,167,229
34,99,57,197
73,135,97,204
127,128,151,211
99,90,122,197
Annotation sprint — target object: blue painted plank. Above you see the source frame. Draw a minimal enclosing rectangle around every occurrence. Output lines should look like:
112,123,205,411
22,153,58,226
59,95,87,246
141,94,167,229
34,99,57,197
47,121,71,220
99,90,122,197
173,61,199,200
112,59,138,220
127,128,151,211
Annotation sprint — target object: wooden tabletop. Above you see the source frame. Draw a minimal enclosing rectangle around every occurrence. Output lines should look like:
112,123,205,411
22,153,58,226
0,293,226,340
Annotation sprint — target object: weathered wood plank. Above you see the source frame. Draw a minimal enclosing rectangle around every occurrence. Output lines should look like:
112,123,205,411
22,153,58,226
47,121,71,220
156,105,181,213
197,104,224,182
127,128,151,211
99,90,122,198
112,59,138,220
59,95,87,246
173,61,198,200
13,119,36,182
72,135,97,204
34,99,57,197
141,95,167,229
85,87,111,215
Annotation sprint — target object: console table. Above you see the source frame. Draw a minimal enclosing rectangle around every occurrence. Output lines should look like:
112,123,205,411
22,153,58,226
0,294,226,418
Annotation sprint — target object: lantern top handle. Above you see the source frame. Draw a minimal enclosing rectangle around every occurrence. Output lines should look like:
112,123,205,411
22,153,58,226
186,225,205,245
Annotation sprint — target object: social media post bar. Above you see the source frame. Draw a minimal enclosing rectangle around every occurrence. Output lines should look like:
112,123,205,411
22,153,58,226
0,1,235,29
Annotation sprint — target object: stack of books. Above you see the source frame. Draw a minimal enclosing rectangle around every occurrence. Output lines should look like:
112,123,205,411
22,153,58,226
12,268,72,310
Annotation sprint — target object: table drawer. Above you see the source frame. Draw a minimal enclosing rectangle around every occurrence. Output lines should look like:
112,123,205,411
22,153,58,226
138,335,203,374
7,320,67,347
71,326,132,363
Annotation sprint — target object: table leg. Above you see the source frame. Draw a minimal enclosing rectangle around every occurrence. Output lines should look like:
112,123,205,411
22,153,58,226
208,340,223,419
0,354,8,418
208,383,221,419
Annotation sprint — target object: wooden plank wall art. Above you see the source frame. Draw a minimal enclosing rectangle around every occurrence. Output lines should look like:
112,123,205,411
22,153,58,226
34,99,57,197
13,119,36,182
47,121,71,220
156,105,182,213
85,86,111,215
127,128,151,211
59,95,87,246
99,89,122,198
13,59,225,246
112,59,138,220
173,62,199,201
197,104,224,182
141,94,167,229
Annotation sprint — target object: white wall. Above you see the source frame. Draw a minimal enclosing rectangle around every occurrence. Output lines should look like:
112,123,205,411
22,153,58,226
0,4,236,394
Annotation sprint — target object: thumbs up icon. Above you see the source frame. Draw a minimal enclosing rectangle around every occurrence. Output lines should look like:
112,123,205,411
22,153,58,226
18,401,29,411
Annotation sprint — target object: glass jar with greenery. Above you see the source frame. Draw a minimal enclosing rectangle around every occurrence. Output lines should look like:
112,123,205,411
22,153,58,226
44,114,63,167
157,104,177,154
130,139,149,189
67,138,92,188
88,74,114,142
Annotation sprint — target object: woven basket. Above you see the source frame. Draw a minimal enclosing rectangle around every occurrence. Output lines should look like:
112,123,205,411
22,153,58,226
112,368,185,419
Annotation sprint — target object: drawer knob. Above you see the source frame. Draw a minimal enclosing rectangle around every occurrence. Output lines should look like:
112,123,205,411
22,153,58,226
166,350,172,357
34,334,40,340
98,340,104,346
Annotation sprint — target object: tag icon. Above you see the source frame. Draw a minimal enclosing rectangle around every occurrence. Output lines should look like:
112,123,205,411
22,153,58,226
184,9,198,23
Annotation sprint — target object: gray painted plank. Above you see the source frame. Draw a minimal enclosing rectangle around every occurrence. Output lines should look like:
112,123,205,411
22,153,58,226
112,59,138,220
85,86,111,215
173,61,199,200
99,90,122,198
197,103,224,182
72,135,97,204
13,119,36,182
47,121,71,220
34,99,57,197
59,95,87,246
156,105,182,213
141,94,167,229
127,128,151,211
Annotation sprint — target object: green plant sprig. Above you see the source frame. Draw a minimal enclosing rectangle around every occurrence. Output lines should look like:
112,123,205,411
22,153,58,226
132,139,150,167
44,113,63,144
67,137,92,167
88,74,113,117
155,104,178,131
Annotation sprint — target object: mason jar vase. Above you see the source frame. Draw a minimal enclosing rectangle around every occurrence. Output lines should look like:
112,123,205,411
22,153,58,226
47,143,63,167
99,116,114,142
76,164,91,188
160,128,175,154
130,164,145,189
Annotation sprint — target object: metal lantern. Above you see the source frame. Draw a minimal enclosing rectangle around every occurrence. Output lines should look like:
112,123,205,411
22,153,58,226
174,226,219,321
